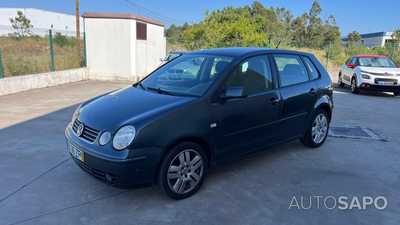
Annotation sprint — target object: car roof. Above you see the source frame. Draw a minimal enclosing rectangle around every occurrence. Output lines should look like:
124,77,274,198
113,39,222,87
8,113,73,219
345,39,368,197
189,47,314,57
356,55,389,58
169,50,191,54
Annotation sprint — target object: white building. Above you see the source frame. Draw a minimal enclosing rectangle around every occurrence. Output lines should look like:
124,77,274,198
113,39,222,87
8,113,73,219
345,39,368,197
342,31,396,49
83,12,166,80
0,8,83,37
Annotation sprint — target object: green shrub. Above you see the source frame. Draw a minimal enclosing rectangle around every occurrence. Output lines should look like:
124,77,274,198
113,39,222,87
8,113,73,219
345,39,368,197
53,32,69,47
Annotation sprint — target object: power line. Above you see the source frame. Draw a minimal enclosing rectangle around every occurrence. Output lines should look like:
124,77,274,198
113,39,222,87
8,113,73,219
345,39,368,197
115,0,175,26
121,0,187,24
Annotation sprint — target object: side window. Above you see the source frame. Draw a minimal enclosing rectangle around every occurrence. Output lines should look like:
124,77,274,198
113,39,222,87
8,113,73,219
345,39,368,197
272,55,309,87
351,57,357,66
303,57,320,80
345,57,352,65
226,55,273,95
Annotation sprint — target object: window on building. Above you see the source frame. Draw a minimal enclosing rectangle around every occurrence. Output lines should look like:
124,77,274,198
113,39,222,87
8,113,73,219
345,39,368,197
136,22,147,40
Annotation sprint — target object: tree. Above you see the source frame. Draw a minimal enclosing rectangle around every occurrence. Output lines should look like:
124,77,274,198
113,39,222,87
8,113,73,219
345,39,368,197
8,10,33,40
306,1,324,45
323,15,341,43
346,31,361,43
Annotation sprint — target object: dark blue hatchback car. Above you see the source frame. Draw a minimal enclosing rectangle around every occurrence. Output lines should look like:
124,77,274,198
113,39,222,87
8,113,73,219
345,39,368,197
65,48,333,199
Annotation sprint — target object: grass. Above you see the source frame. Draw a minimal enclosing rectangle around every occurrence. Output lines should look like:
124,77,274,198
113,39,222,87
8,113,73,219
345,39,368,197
0,36,84,77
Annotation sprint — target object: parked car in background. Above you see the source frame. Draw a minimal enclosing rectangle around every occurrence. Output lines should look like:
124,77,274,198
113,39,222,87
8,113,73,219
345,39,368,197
66,48,333,200
338,55,400,96
159,50,190,65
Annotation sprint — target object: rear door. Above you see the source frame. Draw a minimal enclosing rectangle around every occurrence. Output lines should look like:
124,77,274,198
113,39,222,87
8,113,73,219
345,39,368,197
271,54,319,142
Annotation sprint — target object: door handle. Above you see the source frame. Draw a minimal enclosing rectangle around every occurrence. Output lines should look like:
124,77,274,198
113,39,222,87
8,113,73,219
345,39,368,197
269,98,279,105
309,88,317,96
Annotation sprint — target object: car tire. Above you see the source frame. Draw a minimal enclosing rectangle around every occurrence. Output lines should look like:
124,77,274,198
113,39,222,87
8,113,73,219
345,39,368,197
156,142,208,200
394,91,400,96
300,109,330,148
351,77,359,94
338,73,345,87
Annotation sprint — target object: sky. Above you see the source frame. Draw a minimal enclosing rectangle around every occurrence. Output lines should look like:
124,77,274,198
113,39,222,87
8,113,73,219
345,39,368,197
1,0,399,36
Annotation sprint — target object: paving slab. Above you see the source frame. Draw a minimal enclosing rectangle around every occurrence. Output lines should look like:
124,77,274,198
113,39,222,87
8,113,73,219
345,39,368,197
0,80,399,225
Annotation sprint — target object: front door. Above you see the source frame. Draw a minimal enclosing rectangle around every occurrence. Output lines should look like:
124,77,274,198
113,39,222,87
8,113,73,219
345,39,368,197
216,55,281,162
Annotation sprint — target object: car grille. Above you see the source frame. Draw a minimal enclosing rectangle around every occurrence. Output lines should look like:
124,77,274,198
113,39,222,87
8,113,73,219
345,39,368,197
71,156,117,185
167,69,184,74
374,78,398,84
72,119,100,143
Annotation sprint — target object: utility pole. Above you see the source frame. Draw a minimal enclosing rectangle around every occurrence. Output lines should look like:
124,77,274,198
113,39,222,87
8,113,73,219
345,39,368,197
76,0,80,55
138,3,140,16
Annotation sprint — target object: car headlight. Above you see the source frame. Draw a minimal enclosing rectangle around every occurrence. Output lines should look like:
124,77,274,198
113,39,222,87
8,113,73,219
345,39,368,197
361,74,370,79
99,131,111,146
113,125,136,150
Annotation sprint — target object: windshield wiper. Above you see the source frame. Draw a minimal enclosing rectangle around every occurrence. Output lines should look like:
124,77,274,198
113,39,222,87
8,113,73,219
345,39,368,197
137,82,146,90
147,87,176,96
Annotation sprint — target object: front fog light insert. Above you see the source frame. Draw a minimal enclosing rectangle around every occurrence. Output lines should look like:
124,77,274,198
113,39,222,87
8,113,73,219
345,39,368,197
99,131,111,146
113,125,136,150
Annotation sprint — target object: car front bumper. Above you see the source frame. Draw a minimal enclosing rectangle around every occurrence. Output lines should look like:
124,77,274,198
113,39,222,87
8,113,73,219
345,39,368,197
358,83,400,92
65,126,162,189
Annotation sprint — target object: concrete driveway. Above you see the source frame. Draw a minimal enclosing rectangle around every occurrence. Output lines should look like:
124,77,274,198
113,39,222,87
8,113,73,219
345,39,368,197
0,80,399,225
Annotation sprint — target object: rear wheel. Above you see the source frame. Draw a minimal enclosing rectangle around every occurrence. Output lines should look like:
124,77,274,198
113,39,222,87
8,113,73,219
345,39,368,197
351,77,359,94
156,142,208,200
338,73,345,87
394,91,400,96
300,109,330,148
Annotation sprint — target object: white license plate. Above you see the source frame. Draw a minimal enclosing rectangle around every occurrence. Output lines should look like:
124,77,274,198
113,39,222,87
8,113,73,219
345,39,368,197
68,142,84,162
377,81,393,85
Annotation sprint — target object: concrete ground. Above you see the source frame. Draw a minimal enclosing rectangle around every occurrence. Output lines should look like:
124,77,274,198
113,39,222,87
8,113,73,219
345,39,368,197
0,78,399,225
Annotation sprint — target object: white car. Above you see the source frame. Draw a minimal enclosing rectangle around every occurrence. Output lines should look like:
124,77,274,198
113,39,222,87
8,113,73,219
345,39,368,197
338,55,400,96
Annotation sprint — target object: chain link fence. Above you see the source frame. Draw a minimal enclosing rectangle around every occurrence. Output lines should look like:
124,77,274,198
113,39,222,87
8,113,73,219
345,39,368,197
0,25,85,78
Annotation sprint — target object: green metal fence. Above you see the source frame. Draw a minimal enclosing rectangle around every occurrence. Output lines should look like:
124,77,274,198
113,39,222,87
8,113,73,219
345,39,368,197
0,27,86,78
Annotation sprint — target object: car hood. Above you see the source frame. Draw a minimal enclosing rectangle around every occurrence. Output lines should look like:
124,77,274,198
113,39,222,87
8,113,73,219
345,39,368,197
358,67,400,75
76,86,195,132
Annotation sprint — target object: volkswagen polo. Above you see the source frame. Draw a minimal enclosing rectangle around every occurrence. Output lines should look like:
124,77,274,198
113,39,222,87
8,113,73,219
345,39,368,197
65,48,333,199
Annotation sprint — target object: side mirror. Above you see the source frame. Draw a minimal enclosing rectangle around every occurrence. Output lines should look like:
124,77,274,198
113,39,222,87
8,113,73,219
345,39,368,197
221,86,248,99
347,63,354,68
160,58,164,62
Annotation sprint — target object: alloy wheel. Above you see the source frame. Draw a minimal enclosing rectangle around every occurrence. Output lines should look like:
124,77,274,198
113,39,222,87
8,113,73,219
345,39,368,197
312,114,328,144
167,149,204,194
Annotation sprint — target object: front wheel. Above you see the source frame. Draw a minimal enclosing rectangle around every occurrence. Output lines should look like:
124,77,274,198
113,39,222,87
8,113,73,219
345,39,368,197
394,91,400,96
156,142,208,200
351,77,359,94
300,109,330,148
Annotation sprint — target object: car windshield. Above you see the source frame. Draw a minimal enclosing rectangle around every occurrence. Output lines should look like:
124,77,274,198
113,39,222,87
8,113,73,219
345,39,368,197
358,57,398,68
165,53,181,61
140,54,233,97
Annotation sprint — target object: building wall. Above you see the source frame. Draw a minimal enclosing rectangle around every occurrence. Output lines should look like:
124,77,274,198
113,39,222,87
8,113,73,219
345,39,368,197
362,36,384,49
85,18,133,81
0,8,83,37
83,13,166,81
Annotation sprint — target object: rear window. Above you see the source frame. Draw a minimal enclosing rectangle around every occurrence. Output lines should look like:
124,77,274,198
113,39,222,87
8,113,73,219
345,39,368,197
272,55,309,87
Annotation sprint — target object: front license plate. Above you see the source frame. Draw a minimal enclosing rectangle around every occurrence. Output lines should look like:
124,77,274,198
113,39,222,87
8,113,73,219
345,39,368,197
377,81,394,85
68,142,84,162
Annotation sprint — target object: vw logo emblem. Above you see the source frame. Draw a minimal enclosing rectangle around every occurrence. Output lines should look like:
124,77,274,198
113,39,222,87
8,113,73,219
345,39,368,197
77,123,85,137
